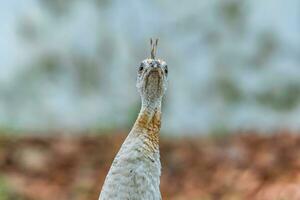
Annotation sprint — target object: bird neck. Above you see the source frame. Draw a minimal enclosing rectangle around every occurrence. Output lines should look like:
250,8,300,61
132,99,162,150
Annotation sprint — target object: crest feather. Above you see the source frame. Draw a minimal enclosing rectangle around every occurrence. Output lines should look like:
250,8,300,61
150,38,159,59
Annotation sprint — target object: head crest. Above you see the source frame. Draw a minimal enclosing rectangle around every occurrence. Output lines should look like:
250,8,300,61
150,38,159,59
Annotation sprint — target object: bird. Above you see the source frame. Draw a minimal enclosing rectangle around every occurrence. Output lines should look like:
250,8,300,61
99,38,168,200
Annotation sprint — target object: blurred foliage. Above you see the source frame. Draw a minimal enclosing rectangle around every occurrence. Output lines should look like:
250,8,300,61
17,19,39,42
218,0,246,30
1,0,299,132
39,0,72,16
210,123,231,139
71,54,102,94
0,177,24,200
257,83,300,111
253,32,278,67
17,52,103,95
126,102,140,128
217,74,242,104
40,0,110,16
18,53,62,85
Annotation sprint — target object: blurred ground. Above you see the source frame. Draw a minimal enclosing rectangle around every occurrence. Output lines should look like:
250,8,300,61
1,132,300,200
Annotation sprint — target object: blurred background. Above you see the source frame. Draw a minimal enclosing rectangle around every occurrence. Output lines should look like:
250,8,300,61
1,0,300,199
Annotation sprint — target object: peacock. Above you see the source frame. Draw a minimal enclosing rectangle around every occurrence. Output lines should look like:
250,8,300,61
99,39,168,200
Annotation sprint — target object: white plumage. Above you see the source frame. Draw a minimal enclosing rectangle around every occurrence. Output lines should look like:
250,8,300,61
99,129,162,200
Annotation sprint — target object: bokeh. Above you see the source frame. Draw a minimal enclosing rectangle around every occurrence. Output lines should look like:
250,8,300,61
0,0,300,199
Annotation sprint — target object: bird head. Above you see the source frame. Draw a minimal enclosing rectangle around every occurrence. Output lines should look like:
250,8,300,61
136,39,168,107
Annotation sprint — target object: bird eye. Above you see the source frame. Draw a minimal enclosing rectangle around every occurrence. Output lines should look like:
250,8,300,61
139,64,144,72
164,65,168,74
